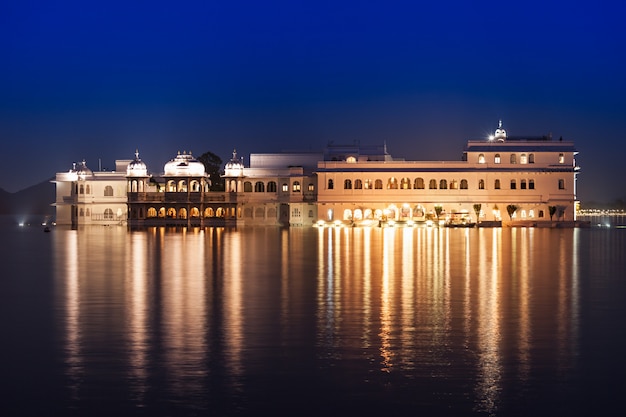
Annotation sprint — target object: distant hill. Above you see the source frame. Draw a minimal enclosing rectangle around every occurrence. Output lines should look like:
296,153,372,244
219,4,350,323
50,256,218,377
0,179,55,217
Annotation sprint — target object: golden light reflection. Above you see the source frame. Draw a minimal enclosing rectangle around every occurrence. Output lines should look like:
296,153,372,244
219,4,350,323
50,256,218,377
161,229,207,397
126,233,149,403
223,230,244,379
379,227,396,372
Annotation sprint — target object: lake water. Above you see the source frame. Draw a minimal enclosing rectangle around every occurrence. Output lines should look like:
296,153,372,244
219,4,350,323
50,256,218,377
1,217,625,416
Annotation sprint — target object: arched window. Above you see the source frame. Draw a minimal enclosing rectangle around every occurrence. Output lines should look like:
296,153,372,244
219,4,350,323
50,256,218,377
387,177,398,189
307,183,315,191
494,154,501,164
364,179,372,189
529,179,535,190
529,153,535,163
104,185,113,196
521,179,527,189
255,181,265,192
354,179,363,189
282,183,289,192
439,179,447,189
86,185,91,194
559,153,564,163
343,209,353,220
204,207,214,217
244,181,252,192
495,179,501,189
510,154,517,164
178,180,187,192
511,180,517,189
328,179,334,190
159,207,166,218
400,178,411,189
79,208,84,217
520,154,527,164
429,179,437,189
478,154,485,164
104,208,114,219
167,207,176,217
190,180,200,192
450,180,458,190
267,181,277,192
460,179,468,189
79,184,84,194
292,181,301,192
147,207,157,218
558,179,565,189
374,179,383,189
414,178,425,189
346,156,357,163
190,207,200,217
479,179,485,190
167,180,176,192
344,179,352,189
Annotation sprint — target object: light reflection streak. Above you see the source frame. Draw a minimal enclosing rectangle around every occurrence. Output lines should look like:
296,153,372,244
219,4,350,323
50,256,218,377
517,228,531,383
62,230,82,400
379,227,395,372
361,227,372,349
223,231,244,380
161,230,207,398
126,233,148,404
400,228,415,363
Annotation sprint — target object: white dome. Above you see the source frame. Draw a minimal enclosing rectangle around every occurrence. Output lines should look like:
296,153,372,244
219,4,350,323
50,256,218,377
164,151,206,176
75,160,93,180
494,120,507,141
224,149,244,177
127,150,148,177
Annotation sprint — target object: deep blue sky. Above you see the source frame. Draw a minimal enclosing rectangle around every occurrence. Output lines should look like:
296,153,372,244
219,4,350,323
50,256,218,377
1,0,625,203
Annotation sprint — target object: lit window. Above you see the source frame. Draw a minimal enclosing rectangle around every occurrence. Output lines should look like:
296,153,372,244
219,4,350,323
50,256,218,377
282,183,289,192
308,183,315,192
387,178,398,189
520,154,527,164
559,153,564,163
450,180,458,190
346,156,356,163
292,181,301,192
364,179,372,189
495,154,501,164
478,154,485,164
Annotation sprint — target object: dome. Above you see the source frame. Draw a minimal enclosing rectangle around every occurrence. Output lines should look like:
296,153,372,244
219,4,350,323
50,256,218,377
75,160,93,180
224,149,244,177
127,149,148,177
494,120,507,141
163,151,206,176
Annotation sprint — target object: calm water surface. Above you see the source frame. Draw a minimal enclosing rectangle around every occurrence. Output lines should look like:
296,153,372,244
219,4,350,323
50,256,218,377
1,217,625,416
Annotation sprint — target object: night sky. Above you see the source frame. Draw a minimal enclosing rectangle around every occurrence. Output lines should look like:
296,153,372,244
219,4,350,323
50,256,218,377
1,1,625,203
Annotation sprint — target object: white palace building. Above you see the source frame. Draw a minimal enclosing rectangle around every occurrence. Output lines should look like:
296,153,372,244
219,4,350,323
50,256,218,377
53,122,581,228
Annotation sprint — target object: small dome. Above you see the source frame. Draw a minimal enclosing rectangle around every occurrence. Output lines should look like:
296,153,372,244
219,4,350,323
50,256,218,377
164,151,206,176
494,120,507,141
224,149,244,177
76,160,93,180
127,149,148,177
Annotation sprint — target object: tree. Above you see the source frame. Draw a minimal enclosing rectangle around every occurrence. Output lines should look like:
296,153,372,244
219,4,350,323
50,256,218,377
506,204,518,220
548,205,557,221
473,203,482,223
434,205,443,224
197,151,225,191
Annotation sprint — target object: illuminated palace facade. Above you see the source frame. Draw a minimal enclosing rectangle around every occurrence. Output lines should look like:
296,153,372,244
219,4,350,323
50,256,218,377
54,122,580,227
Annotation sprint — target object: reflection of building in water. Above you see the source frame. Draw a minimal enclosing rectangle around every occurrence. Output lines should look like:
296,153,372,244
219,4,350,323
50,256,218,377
53,121,580,227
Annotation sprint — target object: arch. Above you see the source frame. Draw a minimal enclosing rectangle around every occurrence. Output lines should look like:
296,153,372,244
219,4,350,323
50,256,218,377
479,179,485,190
439,179,447,189
344,179,352,189
494,154,501,164
167,207,176,218
353,209,363,220
244,181,252,192
190,180,200,192
478,154,485,164
267,181,277,192
374,179,383,189
104,208,114,219
414,178,425,189
510,154,517,164
364,209,373,219
450,180,458,190
354,179,363,189
400,204,411,219
255,207,265,218
520,154,527,164
244,207,253,218
292,181,301,192
147,207,157,218
413,205,425,219
104,185,113,196
494,179,501,189
215,207,225,217
178,180,187,192
167,180,176,192
328,179,334,189
158,207,166,218
346,156,357,163
86,185,91,194
178,208,187,219
460,179,468,189
400,177,411,189
529,153,535,163
267,207,277,219
529,179,535,189
79,184,85,194
387,177,398,189
255,181,265,192
204,207,214,217
190,207,200,218
343,209,353,220
429,179,437,189
364,179,372,189
374,209,383,220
